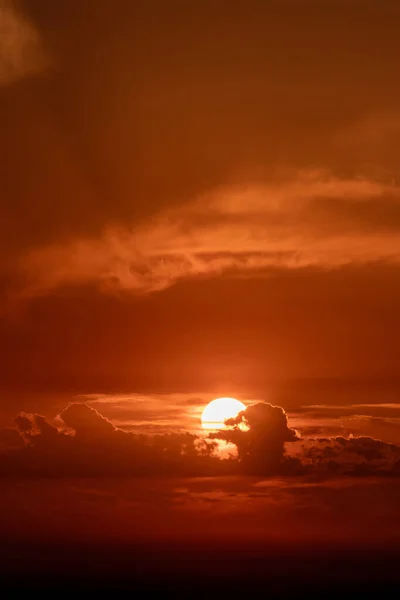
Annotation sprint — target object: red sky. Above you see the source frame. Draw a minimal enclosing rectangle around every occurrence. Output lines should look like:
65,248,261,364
1,1,400,591
1,1,400,404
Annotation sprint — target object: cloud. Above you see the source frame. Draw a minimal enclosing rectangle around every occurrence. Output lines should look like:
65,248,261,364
2,401,400,478
11,169,400,301
210,402,300,475
289,403,400,444
297,435,400,476
1,403,223,477
0,0,49,85
60,403,118,439
340,416,400,444
0,428,23,452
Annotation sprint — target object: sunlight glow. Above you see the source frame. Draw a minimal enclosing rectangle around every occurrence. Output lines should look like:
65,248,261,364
201,397,246,430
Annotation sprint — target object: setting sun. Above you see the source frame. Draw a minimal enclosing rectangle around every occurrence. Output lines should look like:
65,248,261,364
201,397,246,430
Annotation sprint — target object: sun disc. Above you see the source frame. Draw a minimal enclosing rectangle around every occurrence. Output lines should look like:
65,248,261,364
201,397,245,430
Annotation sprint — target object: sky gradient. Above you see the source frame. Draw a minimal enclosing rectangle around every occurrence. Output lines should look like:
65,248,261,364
1,0,400,592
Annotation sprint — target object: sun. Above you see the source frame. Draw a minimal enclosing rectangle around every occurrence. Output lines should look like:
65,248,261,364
201,397,246,430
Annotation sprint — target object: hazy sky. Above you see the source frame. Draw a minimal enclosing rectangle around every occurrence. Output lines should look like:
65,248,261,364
2,2,400,591
1,0,400,400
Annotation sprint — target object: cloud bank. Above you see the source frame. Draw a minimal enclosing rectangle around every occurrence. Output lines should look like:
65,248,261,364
2,403,223,477
1,400,400,478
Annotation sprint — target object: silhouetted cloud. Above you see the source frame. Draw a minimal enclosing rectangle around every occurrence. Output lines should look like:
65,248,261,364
289,402,400,445
0,428,23,452
298,435,400,475
298,416,400,446
3,403,223,477
14,413,33,433
60,403,118,438
1,401,400,478
210,402,300,475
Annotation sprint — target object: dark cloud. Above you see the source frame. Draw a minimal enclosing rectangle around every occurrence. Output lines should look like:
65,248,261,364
342,416,400,445
292,403,400,420
60,403,117,438
15,412,60,441
0,428,23,452
2,403,223,477
289,402,400,445
298,416,400,445
2,401,400,479
14,413,34,433
210,403,300,475
299,435,400,476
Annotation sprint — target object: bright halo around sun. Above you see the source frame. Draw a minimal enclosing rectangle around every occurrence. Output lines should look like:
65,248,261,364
201,397,246,430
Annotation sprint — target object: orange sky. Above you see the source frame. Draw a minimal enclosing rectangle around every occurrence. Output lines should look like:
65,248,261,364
0,0,399,450
1,1,400,403
2,2,400,591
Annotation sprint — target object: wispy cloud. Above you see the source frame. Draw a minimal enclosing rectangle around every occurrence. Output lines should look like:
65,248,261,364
0,1,50,85
289,402,400,445
13,169,400,300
